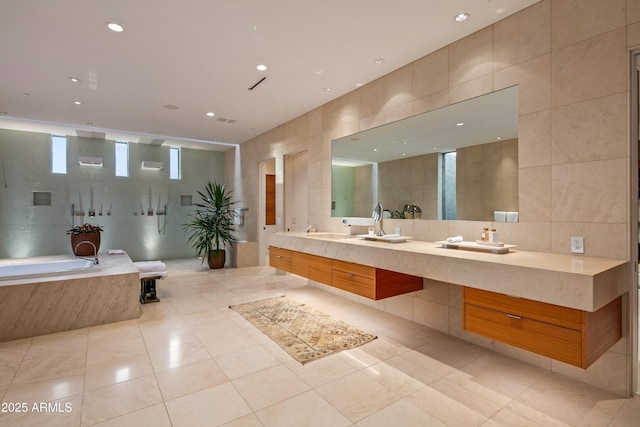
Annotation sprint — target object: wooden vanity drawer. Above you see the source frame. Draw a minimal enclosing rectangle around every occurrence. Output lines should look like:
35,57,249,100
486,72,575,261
331,259,375,279
269,246,292,272
331,268,376,299
464,304,582,366
464,287,582,330
463,287,622,368
292,252,332,285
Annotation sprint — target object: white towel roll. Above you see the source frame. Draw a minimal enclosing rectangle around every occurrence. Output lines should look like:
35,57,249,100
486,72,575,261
446,236,463,243
134,261,167,272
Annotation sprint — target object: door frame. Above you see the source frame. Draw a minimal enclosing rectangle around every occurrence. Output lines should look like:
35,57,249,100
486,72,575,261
258,158,276,265
630,51,639,396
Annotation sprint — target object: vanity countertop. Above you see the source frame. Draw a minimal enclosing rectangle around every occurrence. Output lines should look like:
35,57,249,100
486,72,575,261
269,232,629,312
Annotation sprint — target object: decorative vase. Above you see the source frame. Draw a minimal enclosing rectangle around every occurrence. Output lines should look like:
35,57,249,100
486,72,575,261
208,250,225,269
71,232,101,256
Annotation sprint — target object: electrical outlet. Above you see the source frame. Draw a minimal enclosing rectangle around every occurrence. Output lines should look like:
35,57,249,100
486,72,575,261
571,236,584,254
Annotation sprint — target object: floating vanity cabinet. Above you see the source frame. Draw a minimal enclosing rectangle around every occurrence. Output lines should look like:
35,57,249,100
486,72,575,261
291,252,332,285
269,247,292,272
331,259,423,300
463,287,622,368
268,246,422,300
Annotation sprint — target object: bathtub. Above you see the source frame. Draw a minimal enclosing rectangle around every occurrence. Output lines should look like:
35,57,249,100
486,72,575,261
0,253,140,342
0,258,100,282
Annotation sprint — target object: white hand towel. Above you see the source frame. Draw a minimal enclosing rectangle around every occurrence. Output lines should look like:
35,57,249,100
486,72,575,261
446,236,463,243
494,211,507,222
506,212,519,223
140,270,168,279
134,261,167,272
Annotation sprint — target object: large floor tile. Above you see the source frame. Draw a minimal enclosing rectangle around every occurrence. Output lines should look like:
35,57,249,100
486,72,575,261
81,374,163,425
232,365,309,411
3,372,84,403
513,375,620,425
316,371,401,422
356,398,447,427
12,350,85,384
155,358,228,401
148,340,211,372
90,403,172,427
255,390,351,427
214,345,281,379
84,353,154,391
406,386,489,426
165,382,252,427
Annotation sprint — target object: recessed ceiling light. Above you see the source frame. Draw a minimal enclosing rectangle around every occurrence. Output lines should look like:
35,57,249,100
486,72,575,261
432,147,438,150
69,77,81,83
74,100,82,105
454,13,469,22
373,148,378,152
256,64,268,71
315,70,324,75
107,22,124,32
496,136,502,140
206,112,215,117
456,122,464,127
322,87,332,92
373,58,385,65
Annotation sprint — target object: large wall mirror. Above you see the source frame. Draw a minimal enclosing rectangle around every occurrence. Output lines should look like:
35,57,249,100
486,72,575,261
331,85,519,222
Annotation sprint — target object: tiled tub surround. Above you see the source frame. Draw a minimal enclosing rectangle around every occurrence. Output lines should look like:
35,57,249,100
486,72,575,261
0,253,141,342
269,231,630,395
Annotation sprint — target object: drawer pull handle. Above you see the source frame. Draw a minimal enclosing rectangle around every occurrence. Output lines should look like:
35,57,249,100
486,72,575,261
507,314,522,320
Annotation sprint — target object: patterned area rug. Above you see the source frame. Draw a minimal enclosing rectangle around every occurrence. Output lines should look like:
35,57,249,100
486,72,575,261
229,295,377,364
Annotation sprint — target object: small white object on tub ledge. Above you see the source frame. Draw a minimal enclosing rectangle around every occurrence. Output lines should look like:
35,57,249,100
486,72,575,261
107,249,125,255
446,236,464,243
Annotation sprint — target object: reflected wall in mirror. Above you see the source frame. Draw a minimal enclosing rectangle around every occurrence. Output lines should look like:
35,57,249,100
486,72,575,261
331,86,518,222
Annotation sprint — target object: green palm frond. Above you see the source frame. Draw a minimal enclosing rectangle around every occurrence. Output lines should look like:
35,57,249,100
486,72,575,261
182,182,240,263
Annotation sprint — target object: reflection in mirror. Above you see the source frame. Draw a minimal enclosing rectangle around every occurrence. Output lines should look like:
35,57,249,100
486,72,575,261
331,86,518,222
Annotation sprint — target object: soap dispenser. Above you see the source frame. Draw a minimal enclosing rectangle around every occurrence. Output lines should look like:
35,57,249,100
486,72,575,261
489,228,498,243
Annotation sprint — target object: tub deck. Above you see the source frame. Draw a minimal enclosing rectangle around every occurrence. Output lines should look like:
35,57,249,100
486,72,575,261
0,253,141,342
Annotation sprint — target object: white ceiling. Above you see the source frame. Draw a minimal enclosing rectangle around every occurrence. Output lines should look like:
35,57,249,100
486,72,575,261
0,0,539,151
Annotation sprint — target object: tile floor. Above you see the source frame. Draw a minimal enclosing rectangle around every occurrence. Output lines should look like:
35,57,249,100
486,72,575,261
0,258,639,426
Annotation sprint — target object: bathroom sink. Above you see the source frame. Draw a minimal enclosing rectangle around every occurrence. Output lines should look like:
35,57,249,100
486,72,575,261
304,232,354,240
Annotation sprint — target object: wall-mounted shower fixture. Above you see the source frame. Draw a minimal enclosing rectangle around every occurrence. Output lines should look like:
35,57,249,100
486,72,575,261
72,204,85,217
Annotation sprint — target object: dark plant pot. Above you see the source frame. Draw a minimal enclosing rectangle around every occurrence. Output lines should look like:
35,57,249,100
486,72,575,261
71,232,101,256
208,250,225,269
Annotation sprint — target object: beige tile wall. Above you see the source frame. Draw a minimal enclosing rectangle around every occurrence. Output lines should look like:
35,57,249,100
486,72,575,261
229,0,634,260
227,0,640,395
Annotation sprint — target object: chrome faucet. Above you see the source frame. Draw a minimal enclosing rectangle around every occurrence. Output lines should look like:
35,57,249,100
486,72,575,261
373,203,386,236
74,240,99,265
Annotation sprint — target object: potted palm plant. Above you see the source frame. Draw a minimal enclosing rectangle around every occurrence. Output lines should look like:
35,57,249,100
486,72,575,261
183,181,238,269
